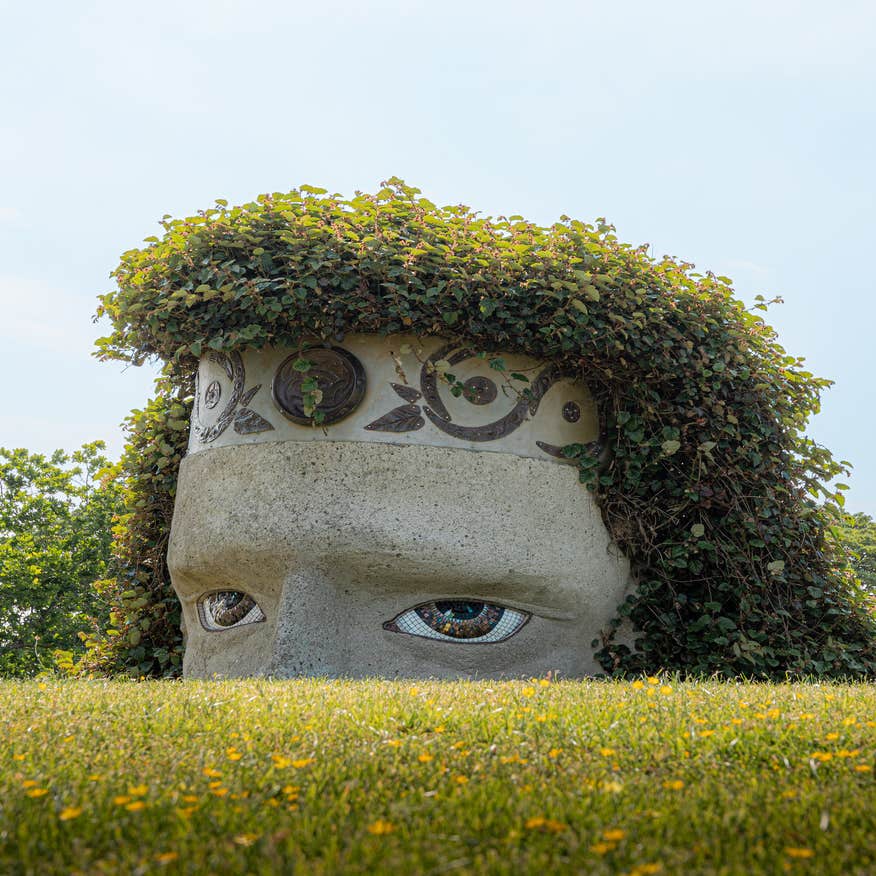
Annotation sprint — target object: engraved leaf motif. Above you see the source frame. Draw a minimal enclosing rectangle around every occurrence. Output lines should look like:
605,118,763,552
391,382,422,403
240,384,261,407
233,408,275,435
364,404,425,433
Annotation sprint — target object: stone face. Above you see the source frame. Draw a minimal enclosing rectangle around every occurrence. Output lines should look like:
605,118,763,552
168,440,633,679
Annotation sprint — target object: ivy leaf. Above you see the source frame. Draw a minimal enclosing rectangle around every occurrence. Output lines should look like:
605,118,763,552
691,524,705,538
661,439,681,456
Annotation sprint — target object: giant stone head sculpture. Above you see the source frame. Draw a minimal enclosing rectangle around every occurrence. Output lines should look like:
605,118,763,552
168,334,633,679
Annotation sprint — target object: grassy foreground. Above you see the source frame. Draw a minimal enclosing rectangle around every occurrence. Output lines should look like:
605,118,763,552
1,679,874,875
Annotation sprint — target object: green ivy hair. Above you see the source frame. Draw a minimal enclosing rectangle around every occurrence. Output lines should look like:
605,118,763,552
81,179,875,678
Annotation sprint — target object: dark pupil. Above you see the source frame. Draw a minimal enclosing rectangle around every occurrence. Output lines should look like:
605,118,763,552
435,600,484,619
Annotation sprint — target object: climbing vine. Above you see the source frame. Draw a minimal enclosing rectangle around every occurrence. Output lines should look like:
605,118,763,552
80,179,875,678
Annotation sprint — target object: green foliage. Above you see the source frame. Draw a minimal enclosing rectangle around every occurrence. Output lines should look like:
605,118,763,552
0,443,122,676
65,384,189,678
834,512,876,593
2,679,875,873
93,179,875,678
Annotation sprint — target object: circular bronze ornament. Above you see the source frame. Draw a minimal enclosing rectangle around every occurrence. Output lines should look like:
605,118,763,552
463,375,498,406
272,346,367,426
562,401,581,423
204,380,222,409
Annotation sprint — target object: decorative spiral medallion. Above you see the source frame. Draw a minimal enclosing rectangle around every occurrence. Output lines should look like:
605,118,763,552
193,351,274,443
273,346,367,426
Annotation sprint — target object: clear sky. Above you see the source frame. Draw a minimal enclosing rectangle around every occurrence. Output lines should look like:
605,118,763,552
1,0,874,511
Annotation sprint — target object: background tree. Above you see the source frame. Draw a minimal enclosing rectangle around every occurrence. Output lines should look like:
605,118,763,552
0,442,122,676
835,512,876,593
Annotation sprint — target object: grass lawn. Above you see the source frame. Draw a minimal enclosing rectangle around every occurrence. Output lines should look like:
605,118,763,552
1,678,874,875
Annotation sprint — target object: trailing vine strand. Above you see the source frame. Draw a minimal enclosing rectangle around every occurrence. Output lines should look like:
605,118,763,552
82,179,875,678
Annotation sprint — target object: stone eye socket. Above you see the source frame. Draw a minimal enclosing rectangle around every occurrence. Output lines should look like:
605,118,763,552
384,600,530,644
197,591,266,632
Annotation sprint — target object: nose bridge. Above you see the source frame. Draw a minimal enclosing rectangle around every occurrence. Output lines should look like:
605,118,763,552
263,568,351,678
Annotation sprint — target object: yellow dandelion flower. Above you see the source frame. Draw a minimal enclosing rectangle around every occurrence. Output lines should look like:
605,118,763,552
113,795,132,806
662,780,684,791
176,806,198,818
454,775,469,784
548,748,563,759
836,749,860,759
202,767,222,778
522,686,536,697
784,848,814,859
590,841,616,854
731,718,743,725
660,685,673,695
87,774,102,782
155,852,179,864
539,678,551,687
385,739,402,747
600,780,624,793
226,748,242,761
25,788,48,798
603,828,626,841
271,755,292,769
699,730,715,738
408,687,420,696
266,798,280,808
525,817,566,833
13,754,26,761
292,758,313,769
799,713,814,720
37,683,47,691
599,747,615,757
182,794,199,803
825,732,840,741
283,785,300,795
128,784,148,797
62,735,74,743
635,865,663,875
739,702,750,709
781,790,798,799
59,807,83,821
367,819,395,835
811,752,833,762
631,680,644,690
125,801,147,812
233,834,259,847
22,780,38,789
854,765,872,773
647,676,660,685
843,717,857,726
211,788,229,797
418,753,433,763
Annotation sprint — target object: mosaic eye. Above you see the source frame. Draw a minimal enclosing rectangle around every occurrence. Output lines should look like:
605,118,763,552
197,591,266,632
384,600,530,644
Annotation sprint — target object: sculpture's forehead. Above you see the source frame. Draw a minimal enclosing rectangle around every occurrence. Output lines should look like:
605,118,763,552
188,334,598,461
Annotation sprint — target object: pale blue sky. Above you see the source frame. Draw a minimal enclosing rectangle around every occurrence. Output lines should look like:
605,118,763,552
1,0,874,511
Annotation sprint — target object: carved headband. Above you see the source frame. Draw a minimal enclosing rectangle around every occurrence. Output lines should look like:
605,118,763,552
189,335,600,464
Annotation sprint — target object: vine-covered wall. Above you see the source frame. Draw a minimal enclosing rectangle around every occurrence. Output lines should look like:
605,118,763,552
78,179,875,678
